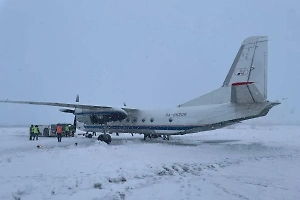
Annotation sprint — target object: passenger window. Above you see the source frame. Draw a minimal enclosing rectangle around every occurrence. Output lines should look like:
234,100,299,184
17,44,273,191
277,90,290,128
126,118,130,122
150,118,154,122
142,118,145,122
132,117,137,123
169,118,173,122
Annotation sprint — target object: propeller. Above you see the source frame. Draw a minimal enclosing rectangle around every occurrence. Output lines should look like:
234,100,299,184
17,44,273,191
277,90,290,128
73,115,77,130
73,94,79,131
59,95,79,132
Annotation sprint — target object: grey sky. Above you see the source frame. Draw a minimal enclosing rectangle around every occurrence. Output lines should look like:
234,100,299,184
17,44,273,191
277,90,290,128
0,0,299,125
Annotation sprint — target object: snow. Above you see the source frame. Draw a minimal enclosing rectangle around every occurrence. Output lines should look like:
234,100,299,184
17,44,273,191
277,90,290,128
0,125,299,200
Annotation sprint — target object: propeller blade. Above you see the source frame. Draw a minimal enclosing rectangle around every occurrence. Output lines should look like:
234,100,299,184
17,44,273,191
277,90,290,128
73,116,77,128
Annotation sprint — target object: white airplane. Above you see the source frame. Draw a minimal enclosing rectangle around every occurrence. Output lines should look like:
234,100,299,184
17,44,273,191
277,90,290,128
0,36,280,144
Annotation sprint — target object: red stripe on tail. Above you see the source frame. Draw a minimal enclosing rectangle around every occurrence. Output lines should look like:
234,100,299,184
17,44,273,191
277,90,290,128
232,82,254,86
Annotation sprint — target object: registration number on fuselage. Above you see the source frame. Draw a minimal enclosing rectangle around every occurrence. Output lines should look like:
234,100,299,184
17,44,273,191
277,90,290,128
165,113,187,117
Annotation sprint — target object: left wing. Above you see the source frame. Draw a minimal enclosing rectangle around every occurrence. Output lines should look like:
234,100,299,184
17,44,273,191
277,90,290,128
0,99,111,109
0,99,140,113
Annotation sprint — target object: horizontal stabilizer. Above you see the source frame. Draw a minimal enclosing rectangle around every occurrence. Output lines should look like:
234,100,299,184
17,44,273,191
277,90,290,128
231,82,264,103
178,87,231,107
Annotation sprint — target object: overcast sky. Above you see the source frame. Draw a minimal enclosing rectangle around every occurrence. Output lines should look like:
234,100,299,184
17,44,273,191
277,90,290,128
0,0,299,125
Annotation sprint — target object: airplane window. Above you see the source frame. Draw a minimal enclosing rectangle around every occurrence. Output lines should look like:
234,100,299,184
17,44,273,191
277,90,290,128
169,118,173,122
126,118,130,122
150,118,154,122
142,118,145,122
132,117,137,123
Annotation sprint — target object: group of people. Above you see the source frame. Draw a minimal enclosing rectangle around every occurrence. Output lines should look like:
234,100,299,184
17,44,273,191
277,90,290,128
29,124,74,142
29,125,40,140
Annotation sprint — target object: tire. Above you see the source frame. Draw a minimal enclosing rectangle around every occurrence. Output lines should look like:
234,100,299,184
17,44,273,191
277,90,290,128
97,134,111,144
105,134,112,144
98,134,105,141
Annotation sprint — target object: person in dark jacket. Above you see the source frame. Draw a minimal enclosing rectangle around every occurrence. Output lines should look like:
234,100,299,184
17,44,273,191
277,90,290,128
29,125,34,140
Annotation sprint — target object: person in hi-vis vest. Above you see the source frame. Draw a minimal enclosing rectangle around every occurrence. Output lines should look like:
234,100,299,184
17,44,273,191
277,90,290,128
33,125,40,140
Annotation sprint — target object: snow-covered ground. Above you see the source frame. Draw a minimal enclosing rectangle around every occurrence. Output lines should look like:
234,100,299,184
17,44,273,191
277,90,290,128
0,125,299,200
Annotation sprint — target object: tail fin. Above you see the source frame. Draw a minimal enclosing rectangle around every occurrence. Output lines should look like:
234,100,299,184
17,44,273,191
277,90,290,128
179,36,268,107
223,36,268,99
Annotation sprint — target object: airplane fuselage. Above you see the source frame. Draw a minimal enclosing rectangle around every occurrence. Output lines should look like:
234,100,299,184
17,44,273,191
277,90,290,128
76,101,278,135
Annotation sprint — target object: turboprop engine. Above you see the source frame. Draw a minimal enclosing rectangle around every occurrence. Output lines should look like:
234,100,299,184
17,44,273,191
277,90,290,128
61,107,128,124
58,95,128,125
87,107,128,124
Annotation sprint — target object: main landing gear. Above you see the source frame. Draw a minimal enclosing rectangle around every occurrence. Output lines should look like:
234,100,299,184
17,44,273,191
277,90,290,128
97,134,112,144
162,135,170,140
85,131,111,144
143,134,170,140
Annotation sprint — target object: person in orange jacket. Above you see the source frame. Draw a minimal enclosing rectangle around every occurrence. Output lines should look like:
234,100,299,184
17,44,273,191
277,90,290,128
56,123,63,142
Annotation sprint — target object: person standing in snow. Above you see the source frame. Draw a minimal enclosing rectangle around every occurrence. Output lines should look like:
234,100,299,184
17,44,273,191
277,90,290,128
29,124,34,140
56,124,63,142
32,125,40,140
64,124,70,137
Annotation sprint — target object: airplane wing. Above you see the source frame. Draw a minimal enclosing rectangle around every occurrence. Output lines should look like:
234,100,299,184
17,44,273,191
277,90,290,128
0,99,111,109
0,99,140,113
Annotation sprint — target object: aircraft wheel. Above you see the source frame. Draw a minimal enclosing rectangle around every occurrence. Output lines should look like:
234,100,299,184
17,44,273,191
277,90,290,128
143,134,150,140
105,134,111,144
98,134,111,144
98,134,104,141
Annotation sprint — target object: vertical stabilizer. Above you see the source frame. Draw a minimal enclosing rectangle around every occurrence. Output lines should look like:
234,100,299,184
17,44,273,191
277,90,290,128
179,36,268,107
223,36,268,99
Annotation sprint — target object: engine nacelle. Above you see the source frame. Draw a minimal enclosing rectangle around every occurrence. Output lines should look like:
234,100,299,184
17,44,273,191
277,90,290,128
76,107,128,124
